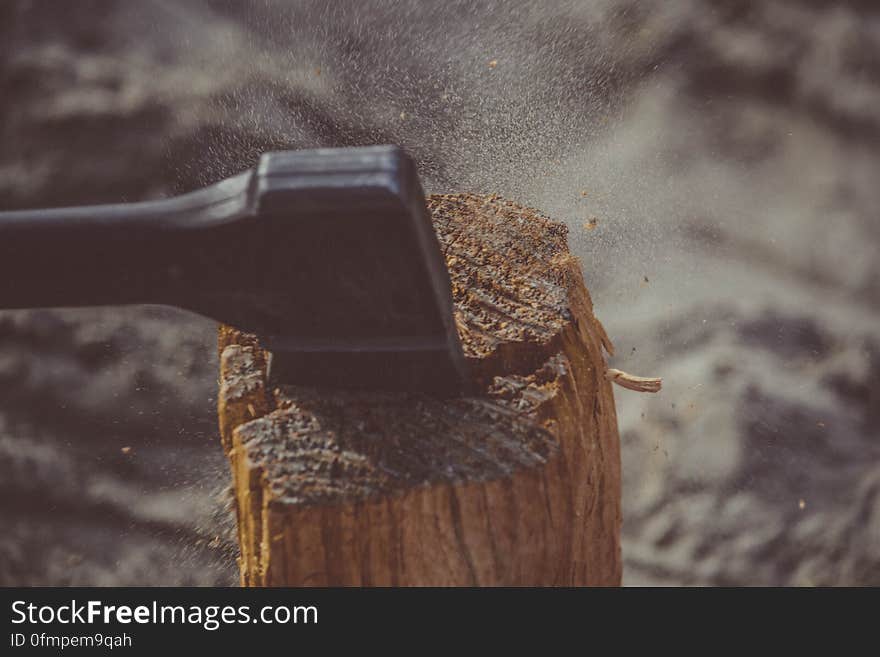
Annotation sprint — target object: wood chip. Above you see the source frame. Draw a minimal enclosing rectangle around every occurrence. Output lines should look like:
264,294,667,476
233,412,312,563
605,368,662,393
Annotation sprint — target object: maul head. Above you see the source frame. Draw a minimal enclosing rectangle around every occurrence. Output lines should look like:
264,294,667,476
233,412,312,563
240,146,468,394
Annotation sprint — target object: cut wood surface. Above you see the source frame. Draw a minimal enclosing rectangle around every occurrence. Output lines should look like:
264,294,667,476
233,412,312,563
218,193,622,586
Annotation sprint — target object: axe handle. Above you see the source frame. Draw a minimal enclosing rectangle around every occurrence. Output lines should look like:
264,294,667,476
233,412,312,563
0,173,253,310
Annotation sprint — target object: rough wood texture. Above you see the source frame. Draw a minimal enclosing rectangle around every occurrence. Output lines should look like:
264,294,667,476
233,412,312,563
218,193,622,586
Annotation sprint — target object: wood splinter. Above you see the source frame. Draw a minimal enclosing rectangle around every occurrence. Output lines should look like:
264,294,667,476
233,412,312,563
604,368,663,393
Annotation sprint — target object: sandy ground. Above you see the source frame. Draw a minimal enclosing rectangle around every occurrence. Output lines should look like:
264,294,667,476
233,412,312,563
1,0,878,585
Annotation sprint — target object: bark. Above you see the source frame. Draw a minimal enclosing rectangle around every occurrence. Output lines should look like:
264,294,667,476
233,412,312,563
218,193,622,586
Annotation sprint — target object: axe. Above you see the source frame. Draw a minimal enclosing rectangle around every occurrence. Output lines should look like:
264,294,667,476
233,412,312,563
0,145,467,394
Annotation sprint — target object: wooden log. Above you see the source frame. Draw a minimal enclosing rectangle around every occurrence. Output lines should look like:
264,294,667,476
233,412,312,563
217,193,622,586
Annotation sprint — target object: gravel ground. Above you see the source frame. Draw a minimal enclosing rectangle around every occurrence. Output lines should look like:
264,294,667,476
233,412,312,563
1,0,878,585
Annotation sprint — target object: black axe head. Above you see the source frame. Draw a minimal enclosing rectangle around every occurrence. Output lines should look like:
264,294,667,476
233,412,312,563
209,145,469,395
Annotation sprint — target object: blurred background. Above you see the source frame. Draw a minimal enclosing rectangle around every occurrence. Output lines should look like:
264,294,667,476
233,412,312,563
1,0,878,585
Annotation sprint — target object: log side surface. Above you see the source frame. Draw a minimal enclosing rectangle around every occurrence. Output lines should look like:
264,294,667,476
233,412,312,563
218,193,621,586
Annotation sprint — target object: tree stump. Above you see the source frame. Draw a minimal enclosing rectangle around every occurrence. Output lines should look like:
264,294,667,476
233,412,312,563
217,193,622,586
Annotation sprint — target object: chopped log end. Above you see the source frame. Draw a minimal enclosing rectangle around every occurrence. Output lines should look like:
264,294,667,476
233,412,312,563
218,193,622,586
225,193,602,503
